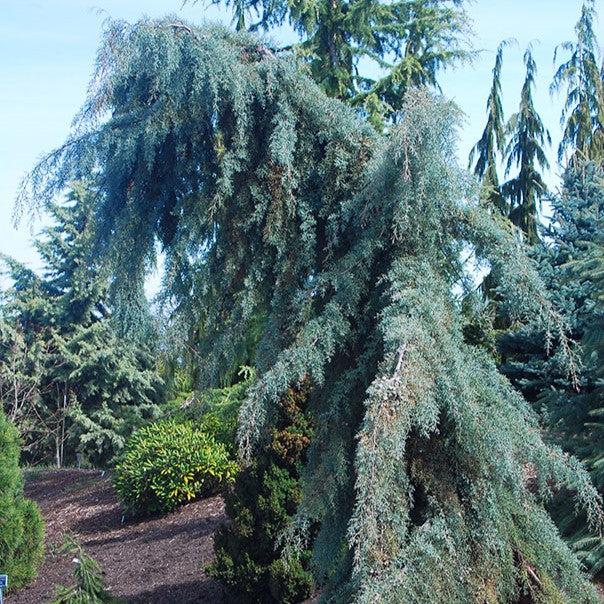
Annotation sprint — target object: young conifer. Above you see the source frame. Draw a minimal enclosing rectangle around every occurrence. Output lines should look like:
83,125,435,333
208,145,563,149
210,382,314,603
0,409,44,589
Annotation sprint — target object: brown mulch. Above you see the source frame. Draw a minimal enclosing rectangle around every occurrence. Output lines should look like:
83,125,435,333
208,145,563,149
8,469,225,604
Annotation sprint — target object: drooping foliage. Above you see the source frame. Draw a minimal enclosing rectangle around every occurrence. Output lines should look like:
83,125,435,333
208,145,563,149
52,535,114,604
1,185,163,467
500,161,604,576
210,382,314,603
21,20,604,602
503,46,551,244
192,0,471,126
551,0,604,165
0,408,44,590
469,40,511,214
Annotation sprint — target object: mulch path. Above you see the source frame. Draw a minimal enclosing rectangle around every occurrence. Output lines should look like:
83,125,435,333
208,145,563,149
8,469,225,604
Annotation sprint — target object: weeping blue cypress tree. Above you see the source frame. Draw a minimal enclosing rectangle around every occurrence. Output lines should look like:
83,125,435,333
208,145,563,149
20,19,603,602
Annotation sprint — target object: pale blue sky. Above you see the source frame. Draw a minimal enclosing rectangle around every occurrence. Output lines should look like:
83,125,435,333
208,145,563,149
0,0,598,274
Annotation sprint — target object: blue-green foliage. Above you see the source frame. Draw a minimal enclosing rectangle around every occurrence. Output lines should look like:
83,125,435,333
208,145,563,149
199,0,471,128
22,20,602,602
500,162,604,576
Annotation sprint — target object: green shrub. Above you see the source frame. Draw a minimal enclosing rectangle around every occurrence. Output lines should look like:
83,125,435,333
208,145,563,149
268,557,314,604
209,382,314,603
112,419,237,515
170,367,254,456
0,409,44,590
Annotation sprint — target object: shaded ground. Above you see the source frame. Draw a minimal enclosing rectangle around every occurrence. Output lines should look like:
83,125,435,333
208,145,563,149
9,469,225,604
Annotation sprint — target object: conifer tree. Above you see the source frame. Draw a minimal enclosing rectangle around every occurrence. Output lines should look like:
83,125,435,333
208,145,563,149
210,382,314,603
503,47,551,243
53,535,114,604
0,408,44,589
0,258,67,464
551,0,604,165
1,185,163,466
21,21,604,602
499,161,604,576
469,41,511,214
192,0,471,125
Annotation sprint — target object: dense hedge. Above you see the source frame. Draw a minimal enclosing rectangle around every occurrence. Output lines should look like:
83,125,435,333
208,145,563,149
112,420,237,515
0,410,44,589
209,382,314,603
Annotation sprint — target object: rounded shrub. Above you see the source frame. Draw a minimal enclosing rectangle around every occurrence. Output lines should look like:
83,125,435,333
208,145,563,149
112,419,237,515
0,409,44,590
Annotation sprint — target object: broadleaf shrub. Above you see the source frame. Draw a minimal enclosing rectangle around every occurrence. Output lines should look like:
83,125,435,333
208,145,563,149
0,409,44,590
112,420,237,515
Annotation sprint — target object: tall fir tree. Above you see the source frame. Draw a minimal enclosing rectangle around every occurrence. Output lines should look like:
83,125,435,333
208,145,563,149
469,40,511,214
1,185,163,467
503,46,551,244
20,21,604,602
551,0,604,165
191,0,471,126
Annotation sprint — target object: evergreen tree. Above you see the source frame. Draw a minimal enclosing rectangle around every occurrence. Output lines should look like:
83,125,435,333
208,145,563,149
0,408,44,589
499,161,604,576
0,319,43,434
192,0,471,126
53,535,114,604
210,382,314,603
469,40,511,214
564,219,604,575
0,258,67,464
551,0,604,165
503,47,551,243
1,185,163,467
21,21,603,602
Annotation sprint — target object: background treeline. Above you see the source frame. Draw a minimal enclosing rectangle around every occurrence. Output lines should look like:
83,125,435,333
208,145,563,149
0,184,163,468
1,0,603,602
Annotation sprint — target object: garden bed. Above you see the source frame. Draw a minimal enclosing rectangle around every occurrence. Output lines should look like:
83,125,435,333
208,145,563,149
8,469,225,603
